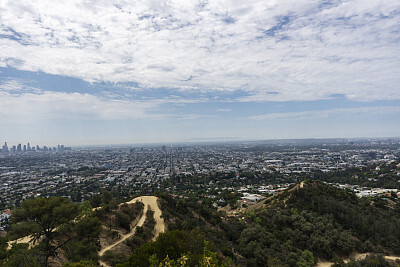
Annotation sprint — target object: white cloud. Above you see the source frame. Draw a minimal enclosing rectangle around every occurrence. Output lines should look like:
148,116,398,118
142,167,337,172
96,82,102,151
0,78,42,93
0,90,161,123
248,106,400,120
0,79,28,91
0,78,213,123
0,0,399,101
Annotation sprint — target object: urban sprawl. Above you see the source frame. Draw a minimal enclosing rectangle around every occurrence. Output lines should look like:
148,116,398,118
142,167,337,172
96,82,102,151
1,138,400,225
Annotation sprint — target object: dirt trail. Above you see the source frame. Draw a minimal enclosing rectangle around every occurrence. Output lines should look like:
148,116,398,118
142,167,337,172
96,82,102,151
99,196,165,267
317,253,400,266
6,196,165,266
7,235,38,250
125,195,165,241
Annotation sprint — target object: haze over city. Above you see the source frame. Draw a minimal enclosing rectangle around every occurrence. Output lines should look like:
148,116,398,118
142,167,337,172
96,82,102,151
1,0,399,145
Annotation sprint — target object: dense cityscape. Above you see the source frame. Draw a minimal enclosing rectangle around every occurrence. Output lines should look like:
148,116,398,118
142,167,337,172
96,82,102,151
1,142,71,153
1,138,399,213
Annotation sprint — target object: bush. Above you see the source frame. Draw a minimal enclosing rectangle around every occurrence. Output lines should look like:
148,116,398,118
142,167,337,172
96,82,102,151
101,250,128,266
116,212,131,231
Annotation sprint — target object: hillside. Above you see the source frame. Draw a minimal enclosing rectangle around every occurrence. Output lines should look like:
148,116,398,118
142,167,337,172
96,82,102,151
98,196,165,267
117,182,400,266
236,180,400,266
3,182,400,266
2,195,164,267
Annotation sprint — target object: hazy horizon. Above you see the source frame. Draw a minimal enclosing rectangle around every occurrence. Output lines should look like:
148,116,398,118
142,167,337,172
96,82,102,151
1,136,399,148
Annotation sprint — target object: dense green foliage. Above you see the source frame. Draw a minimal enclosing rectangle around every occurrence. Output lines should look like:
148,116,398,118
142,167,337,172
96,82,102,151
286,181,400,255
9,197,79,266
95,197,144,236
63,260,98,267
333,254,393,267
115,202,145,231
118,230,227,267
4,178,400,266
158,193,238,260
119,183,400,267
4,198,101,266
2,243,43,267
62,204,102,263
234,181,400,266
102,250,129,266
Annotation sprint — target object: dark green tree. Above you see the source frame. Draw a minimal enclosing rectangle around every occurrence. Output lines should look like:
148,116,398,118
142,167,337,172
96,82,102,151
5,243,43,267
9,197,79,266
63,260,98,267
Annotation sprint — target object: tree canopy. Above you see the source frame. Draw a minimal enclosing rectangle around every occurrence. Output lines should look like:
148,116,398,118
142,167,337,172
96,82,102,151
9,197,79,266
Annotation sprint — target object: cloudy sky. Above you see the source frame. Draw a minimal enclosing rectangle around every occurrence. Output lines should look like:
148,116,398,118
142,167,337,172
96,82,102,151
0,0,399,145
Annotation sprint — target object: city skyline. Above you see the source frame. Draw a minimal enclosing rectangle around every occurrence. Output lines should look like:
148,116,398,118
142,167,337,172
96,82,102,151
1,1,400,145
0,141,69,152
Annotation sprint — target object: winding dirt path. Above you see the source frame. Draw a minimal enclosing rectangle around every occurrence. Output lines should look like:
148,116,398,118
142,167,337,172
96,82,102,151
317,253,400,266
98,196,165,267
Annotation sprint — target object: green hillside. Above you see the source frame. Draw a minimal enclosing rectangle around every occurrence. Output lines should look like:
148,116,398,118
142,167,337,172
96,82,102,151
235,180,400,266
118,182,400,266
3,182,400,266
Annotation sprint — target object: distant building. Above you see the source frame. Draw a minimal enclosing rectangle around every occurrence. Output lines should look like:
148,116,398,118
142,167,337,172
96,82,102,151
2,142,8,152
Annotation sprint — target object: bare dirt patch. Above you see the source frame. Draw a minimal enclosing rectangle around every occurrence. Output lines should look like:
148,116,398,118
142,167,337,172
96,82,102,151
98,196,165,267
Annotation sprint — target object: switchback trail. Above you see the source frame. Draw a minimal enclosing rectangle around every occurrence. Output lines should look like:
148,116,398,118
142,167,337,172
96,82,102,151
99,196,165,267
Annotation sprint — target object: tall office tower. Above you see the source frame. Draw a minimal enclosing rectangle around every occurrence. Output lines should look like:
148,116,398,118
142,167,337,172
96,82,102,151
36,145,40,151
17,144,21,152
12,145,16,152
23,145,27,152
57,145,61,151
27,142,31,151
2,142,8,152
61,145,64,152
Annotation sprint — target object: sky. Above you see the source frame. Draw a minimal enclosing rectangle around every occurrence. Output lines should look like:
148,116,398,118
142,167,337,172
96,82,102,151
0,0,399,146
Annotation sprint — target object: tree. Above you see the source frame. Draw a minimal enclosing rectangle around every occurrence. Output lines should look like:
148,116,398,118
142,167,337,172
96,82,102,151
62,202,101,263
101,191,113,205
90,194,102,208
10,197,79,266
5,243,42,267
64,260,98,267
297,250,315,267
0,237,8,265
